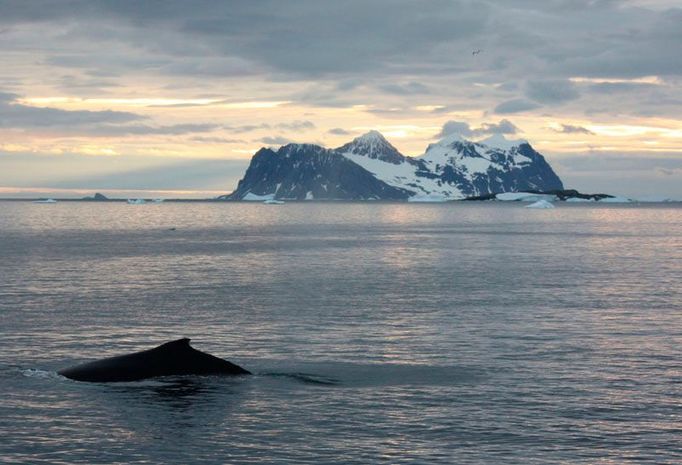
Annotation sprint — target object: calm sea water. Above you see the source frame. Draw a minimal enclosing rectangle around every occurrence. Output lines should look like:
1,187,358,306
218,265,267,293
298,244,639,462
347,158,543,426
1,201,680,464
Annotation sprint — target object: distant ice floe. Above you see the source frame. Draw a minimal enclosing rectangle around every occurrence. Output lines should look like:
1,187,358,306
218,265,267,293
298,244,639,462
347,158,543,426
635,196,679,203
127,199,146,205
242,192,275,201
408,193,449,203
33,199,57,203
263,199,285,205
496,192,557,202
526,199,555,209
598,196,633,203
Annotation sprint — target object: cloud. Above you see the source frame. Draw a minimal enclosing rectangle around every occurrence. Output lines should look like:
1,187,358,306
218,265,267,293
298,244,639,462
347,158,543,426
0,91,19,102
277,120,315,130
477,119,519,135
225,124,270,133
258,136,292,145
588,82,661,94
551,124,595,135
0,90,227,137
437,119,520,138
328,128,351,135
0,91,143,128
190,136,245,143
222,121,315,134
657,168,677,176
0,91,235,137
494,99,541,114
377,81,430,95
57,75,121,94
86,123,220,136
525,80,580,104
1,1,681,198
437,121,473,138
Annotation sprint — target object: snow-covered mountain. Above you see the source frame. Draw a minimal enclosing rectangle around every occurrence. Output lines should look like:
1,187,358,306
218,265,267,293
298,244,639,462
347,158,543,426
223,131,564,201
224,143,412,201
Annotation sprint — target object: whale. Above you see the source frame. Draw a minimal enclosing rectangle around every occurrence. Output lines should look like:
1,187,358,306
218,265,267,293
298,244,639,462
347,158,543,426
58,338,250,382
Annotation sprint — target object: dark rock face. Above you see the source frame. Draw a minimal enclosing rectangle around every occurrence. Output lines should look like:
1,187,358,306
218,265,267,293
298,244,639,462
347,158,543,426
83,192,108,201
223,132,566,201
223,144,413,200
468,143,564,195
544,189,612,201
463,189,614,201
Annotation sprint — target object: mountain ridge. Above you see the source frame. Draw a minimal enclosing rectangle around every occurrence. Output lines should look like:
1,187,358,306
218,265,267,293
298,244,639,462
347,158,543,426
222,131,564,201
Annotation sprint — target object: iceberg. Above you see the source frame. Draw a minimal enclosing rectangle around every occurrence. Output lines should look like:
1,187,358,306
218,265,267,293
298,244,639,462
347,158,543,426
526,199,555,209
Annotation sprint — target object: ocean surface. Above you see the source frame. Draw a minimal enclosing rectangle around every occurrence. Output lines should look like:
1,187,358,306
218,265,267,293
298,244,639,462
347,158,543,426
1,201,680,464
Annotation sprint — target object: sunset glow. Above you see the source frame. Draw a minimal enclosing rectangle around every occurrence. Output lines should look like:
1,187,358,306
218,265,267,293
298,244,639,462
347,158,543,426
1,0,680,198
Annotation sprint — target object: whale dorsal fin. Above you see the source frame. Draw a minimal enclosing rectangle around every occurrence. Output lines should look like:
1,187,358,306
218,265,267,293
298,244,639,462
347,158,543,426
158,338,192,350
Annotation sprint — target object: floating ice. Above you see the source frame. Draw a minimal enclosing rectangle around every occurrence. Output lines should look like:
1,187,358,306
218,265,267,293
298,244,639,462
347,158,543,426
598,196,633,203
526,199,555,209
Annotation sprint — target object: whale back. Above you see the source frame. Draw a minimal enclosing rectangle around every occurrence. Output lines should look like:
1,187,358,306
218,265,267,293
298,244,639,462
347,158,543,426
59,338,250,382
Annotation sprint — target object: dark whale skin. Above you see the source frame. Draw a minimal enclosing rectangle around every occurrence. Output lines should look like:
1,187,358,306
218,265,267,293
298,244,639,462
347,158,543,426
58,338,250,382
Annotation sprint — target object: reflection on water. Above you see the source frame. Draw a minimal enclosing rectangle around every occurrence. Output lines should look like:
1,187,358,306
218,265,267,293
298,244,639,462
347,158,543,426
0,201,681,464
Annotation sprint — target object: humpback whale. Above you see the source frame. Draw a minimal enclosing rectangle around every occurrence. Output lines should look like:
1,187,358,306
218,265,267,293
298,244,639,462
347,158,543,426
59,338,250,382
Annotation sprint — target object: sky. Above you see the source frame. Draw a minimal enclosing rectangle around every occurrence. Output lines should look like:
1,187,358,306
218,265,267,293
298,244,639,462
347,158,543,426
0,0,681,199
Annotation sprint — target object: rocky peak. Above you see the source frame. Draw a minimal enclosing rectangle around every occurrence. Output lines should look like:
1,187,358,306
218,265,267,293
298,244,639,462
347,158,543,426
335,130,405,164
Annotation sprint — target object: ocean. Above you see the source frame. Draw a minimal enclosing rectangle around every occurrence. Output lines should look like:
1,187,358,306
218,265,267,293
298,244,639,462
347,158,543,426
1,201,680,464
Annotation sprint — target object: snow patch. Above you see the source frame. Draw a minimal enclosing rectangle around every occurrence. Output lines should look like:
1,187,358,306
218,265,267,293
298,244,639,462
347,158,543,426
408,193,449,203
342,152,458,197
243,192,275,201
477,134,527,151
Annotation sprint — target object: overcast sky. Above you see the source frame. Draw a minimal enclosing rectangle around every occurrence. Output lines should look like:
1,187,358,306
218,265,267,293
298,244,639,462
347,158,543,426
0,0,680,198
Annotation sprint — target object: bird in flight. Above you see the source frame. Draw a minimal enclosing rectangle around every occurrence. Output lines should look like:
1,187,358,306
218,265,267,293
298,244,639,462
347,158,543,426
472,49,482,56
